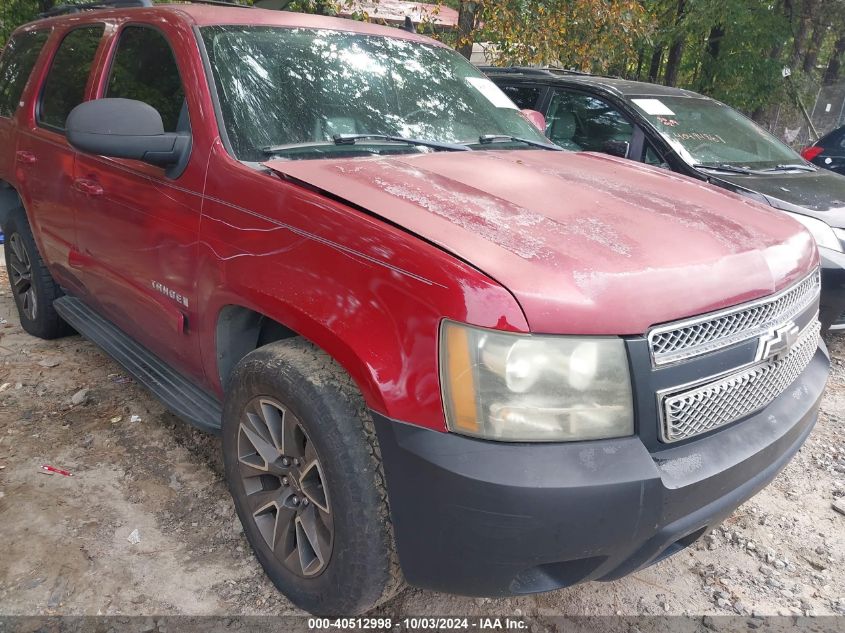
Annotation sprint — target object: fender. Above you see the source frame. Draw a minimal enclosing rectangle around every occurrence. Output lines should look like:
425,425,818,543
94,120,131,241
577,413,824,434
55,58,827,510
196,144,529,431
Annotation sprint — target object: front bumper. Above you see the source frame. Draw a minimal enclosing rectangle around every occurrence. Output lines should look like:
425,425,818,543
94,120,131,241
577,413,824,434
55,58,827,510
820,247,845,332
372,345,829,597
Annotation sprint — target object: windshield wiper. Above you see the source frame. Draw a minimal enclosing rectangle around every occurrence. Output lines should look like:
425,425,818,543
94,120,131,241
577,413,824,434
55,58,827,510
333,134,471,152
692,163,753,175
760,164,817,173
262,142,338,155
262,135,471,156
477,134,563,151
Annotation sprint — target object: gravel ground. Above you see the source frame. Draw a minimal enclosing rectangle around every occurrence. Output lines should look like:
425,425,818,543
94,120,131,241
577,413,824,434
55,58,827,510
0,263,843,620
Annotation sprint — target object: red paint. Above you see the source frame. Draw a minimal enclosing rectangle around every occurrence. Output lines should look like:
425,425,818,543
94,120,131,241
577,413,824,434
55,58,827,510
800,146,823,161
41,464,73,476
267,151,818,334
520,109,547,133
0,6,820,434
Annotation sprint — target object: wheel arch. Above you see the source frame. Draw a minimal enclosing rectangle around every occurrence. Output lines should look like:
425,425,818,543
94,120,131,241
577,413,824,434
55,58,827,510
0,181,23,228
213,303,389,416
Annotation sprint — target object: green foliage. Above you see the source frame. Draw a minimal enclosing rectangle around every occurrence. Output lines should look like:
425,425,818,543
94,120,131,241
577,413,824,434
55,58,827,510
1,0,42,47
476,0,648,72
3,0,845,123
635,0,845,119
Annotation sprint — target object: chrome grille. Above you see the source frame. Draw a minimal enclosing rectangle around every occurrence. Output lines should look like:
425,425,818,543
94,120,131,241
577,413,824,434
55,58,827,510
648,270,820,366
660,319,821,443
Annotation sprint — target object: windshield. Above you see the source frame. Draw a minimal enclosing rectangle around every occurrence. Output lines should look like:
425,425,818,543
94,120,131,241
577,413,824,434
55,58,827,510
200,26,548,161
628,96,803,170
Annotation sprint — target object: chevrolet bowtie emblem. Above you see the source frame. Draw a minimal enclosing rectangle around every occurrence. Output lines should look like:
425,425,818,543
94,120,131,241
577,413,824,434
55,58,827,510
757,322,800,362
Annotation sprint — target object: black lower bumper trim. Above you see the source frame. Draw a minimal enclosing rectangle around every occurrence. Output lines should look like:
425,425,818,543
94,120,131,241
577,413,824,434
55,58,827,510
820,248,845,333
372,348,828,597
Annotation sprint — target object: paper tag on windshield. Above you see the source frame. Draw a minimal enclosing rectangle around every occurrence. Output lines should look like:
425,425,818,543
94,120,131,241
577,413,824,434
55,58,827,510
466,77,518,109
631,98,675,116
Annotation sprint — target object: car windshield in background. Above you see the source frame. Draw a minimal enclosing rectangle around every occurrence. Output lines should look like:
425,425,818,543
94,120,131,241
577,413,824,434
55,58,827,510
201,26,548,161
628,96,803,170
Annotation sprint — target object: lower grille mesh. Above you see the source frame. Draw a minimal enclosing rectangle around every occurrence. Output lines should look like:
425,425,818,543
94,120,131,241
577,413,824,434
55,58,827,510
661,320,821,443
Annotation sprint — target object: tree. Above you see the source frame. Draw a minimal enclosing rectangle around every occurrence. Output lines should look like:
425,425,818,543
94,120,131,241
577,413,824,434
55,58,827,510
476,0,648,72
2,0,46,47
824,35,845,85
662,0,685,86
456,1,479,59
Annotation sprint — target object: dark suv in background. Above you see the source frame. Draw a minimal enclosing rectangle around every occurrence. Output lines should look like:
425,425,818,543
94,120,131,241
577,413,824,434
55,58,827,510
485,67,845,333
802,125,845,177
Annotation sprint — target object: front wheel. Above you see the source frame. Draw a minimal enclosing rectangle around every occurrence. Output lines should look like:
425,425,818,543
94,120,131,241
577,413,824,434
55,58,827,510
222,339,403,615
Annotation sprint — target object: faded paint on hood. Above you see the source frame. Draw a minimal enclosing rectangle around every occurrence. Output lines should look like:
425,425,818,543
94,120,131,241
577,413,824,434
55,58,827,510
264,150,818,335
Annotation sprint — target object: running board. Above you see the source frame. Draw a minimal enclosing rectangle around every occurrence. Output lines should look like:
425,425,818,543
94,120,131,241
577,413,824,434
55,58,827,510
53,296,222,434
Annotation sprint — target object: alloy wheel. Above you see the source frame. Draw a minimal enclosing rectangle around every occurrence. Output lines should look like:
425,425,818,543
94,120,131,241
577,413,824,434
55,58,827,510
237,397,333,577
8,234,37,321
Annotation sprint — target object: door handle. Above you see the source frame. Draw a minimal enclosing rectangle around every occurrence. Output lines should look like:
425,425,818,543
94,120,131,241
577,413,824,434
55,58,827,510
15,151,37,165
73,178,103,197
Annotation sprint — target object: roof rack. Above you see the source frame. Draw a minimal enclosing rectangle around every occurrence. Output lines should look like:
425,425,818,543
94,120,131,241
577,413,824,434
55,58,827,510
177,0,253,7
480,65,594,77
39,0,252,18
40,0,152,18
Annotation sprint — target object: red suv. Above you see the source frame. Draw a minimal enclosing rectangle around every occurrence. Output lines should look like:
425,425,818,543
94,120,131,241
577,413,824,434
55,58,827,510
0,1,830,615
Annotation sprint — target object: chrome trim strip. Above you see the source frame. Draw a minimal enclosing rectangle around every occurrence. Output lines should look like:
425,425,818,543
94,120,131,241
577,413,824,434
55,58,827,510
647,269,820,366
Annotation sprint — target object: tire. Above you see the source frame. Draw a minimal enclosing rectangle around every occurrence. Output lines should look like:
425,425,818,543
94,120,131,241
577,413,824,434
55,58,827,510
3,207,71,339
222,339,404,615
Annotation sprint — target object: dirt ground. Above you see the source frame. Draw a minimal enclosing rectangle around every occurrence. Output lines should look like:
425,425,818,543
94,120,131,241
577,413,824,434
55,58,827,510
0,260,843,621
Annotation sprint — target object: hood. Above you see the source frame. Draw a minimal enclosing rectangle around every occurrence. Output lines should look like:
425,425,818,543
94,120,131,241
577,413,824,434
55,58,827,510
265,151,818,335
713,168,845,228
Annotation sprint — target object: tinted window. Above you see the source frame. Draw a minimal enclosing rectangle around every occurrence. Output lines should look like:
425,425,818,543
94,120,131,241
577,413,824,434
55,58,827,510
0,30,50,118
106,27,186,133
498,84,541,110
547,90,633,152
644,143,668,168
39,26,103,130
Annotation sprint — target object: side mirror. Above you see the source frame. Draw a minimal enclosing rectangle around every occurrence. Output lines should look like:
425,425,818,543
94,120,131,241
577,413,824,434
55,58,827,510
520,109,547,133
67,98,190,175
602,139,630,159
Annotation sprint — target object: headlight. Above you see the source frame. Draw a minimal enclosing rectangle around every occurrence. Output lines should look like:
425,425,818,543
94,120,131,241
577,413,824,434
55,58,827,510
439,321,634,442
784,212,843,252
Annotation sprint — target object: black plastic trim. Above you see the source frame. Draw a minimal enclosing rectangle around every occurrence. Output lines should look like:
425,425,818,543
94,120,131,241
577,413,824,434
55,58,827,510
820,247,845,333
54,295,222,433
371,344,827,597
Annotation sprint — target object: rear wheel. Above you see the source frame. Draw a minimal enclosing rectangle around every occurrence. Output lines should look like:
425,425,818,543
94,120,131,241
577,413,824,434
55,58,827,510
3,207,70,339
222,339,403,615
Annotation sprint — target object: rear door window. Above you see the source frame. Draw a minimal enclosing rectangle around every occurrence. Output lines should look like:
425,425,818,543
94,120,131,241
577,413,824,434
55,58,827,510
38,25,104,131
105,26,187,133
0,30,50,118
498,84,542,110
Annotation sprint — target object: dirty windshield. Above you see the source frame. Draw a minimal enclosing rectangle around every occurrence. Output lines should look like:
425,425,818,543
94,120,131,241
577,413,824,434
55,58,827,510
201,26,548,161
629,95,804,170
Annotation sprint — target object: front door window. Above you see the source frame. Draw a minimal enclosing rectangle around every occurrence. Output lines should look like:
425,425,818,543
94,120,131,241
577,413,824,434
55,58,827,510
547,90,633,153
